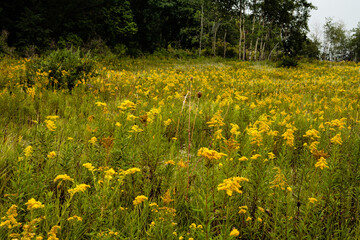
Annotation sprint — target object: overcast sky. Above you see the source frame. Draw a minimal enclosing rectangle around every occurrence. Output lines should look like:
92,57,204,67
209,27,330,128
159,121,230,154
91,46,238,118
309,0,360,33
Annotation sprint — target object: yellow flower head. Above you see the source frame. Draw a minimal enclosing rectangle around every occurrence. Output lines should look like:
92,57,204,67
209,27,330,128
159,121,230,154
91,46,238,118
88,137,97,144
54,174,74,183
47,225,61,240
229,228,240,237
207,110,225,128
330,133,342,145
164,119,172,127
230,123,241,136
197,147,227,160
124,168,141,175
83,163,95,172
308,197,318,204
133,195,148,206
238,156,248,162
282,128,295,147
24,146,33,158
47,151,56,159
118,100,136,111
129,125,143,133
25,198,45,211
217,177,249,196
68,184,91,196
67,216,83,222
165,160,176,165
315,157,329,170
161,189,174,204
44,120,57,131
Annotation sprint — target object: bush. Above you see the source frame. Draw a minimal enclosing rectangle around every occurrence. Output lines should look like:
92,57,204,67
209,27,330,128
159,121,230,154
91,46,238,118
26,48,97,90
277,56,298,68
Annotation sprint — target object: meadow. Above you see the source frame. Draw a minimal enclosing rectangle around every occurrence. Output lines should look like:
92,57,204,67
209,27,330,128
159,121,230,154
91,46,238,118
1,56,360,239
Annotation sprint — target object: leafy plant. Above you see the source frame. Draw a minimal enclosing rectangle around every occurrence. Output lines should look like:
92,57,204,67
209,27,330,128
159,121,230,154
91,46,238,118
26,48,97,90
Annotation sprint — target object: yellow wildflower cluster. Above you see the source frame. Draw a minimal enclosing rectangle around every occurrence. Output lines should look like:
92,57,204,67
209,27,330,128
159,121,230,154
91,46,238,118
118,100,136,111
315,157,329,170
0,205,21,229
54,174,74,183
133,195,148,206
217,177,249,196
25,198,45,211
68,184,91,196
197,147,227,160
44,119,57,131
207,110,225,128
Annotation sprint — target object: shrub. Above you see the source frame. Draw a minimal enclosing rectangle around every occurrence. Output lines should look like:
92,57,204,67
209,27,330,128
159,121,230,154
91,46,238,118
277,56,299,68
26,48,97,90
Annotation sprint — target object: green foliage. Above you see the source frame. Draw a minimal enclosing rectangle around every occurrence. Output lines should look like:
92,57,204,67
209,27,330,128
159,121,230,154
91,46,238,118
26,48,97,90
277,56,299,68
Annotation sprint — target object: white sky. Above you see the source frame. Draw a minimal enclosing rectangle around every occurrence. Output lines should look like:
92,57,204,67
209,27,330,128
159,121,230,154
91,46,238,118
309,0,360,33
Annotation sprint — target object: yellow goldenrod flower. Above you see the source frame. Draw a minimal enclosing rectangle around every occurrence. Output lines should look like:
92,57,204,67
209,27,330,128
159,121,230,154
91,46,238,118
105,168,116,180
165,160,176,165
207,110,225,128
308,197,318,203
161,189,174,204
67,216,83,222
330,133,342,145
95,102,107,107
126,113,138,121
239,156,248,162
124,168,141,175
115,122,121,127
217,177,249,196
164,119,172,127
303,129,320,140
250,154,261,160
47,151,56,159
197,147,227,160
230,123,241,136
88,137,97,144
47,225,61,240
268,152,276,160
282,128,295,147
177,159,187,168
229,228,240,237
44,120,56,131
83,163,95,172
315,157,329,170
118,100,136,111
46,115,60,120
246,217,252,221
25,198,45,211
24,146,33,158
238,206,247,214
133,195,148,206
68,184,91,196
0,205,21,228
54,174,74,183
129,125,143,133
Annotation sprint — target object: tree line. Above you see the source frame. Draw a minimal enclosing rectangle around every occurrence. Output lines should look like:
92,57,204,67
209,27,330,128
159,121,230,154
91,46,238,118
0,0,359,61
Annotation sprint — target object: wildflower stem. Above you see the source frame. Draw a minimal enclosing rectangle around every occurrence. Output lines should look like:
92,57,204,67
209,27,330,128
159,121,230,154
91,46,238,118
187,78,192,199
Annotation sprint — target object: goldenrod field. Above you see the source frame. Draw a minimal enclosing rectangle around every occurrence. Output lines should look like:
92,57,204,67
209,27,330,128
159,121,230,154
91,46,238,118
1,57,360,239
